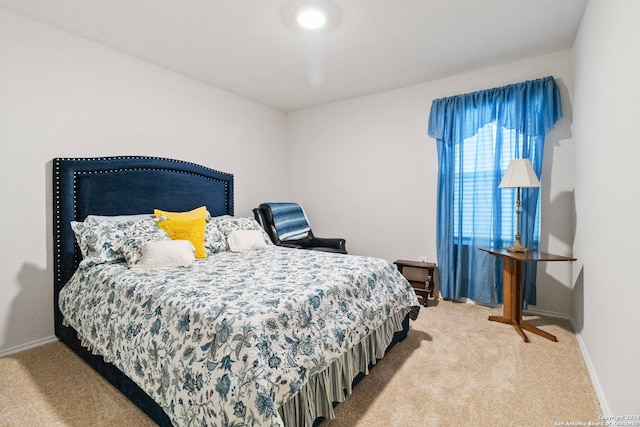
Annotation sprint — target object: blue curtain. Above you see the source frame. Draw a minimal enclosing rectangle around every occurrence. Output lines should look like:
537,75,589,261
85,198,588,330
427,76,562,305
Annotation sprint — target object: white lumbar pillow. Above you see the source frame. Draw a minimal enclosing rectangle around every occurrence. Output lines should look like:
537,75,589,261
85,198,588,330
136,240,195,268
227,230,268,252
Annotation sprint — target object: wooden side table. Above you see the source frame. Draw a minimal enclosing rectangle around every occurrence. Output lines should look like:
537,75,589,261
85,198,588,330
479,248,576,342
394,259,436,307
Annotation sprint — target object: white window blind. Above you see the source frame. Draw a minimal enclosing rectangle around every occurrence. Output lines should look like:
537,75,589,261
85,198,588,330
453,123,540,244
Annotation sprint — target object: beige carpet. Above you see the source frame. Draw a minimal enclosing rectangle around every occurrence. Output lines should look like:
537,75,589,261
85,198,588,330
0,300,601,426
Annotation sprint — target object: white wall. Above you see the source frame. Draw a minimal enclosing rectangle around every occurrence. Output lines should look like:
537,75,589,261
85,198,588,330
286,50,576,316
572,0,640,415
0,8,288,353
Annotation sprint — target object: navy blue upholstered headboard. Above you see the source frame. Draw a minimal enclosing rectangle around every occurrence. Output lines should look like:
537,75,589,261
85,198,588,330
52,156,234,337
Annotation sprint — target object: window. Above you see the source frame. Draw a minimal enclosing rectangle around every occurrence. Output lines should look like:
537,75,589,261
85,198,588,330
453,122,540,245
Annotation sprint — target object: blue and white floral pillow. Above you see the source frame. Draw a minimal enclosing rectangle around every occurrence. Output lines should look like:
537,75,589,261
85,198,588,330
206,217,272,254
205,217,227,255
119,219,170,267
71,220,131,266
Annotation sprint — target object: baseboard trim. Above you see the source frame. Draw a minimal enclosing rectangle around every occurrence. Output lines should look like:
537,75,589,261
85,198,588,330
450,299,571,320
524,307,570,320
0,336,58,357
569,317,609,416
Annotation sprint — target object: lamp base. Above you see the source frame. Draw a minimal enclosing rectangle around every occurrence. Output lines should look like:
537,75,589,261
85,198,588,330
506,239,528,253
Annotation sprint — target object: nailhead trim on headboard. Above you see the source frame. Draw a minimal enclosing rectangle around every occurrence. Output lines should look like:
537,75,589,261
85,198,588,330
54,160,62,286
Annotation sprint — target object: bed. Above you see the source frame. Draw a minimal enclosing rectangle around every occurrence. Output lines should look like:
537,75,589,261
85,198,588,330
53,156,420,426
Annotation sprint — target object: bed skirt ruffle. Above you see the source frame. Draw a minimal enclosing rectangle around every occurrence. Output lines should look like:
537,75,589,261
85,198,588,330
63,307,416,427
278,308,412,427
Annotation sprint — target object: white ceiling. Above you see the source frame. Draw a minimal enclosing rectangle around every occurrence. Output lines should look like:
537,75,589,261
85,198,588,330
1,0,587,112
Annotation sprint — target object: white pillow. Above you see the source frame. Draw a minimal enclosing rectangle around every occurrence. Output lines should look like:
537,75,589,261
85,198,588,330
227,230,268,252
119,219,170,267
136,240,195,268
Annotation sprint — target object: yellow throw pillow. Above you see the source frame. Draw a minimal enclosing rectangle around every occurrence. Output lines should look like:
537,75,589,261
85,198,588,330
157,217,207,258
154,206,209,221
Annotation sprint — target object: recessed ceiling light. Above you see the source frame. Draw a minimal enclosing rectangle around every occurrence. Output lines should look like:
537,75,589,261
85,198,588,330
281,1,339,33
297,8,327,30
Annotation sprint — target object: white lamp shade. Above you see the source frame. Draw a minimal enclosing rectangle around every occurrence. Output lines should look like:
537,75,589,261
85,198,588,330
499,158,540,188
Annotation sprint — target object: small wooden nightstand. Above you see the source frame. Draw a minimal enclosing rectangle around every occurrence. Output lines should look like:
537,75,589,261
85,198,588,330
393,259,436,307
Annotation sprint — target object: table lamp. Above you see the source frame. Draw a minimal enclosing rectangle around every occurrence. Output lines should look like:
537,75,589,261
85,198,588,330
499,158,540,253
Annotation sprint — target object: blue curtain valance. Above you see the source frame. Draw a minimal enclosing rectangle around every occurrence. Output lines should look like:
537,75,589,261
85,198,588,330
428,76,562,142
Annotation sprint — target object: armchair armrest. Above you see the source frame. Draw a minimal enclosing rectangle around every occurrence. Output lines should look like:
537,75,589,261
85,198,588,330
309,236,347,253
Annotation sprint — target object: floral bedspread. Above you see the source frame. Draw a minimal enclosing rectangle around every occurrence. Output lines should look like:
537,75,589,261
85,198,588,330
59,247,420,426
